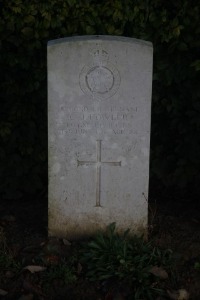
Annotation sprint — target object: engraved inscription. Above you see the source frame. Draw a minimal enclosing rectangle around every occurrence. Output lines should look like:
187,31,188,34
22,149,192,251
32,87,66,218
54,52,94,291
56,104,138,136
77,140,121,207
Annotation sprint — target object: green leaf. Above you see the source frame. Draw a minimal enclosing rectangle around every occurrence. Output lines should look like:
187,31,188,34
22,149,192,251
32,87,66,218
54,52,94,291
85,25,95,34
24,15,35,24
21,27,33,36
66,0,76,6
190,60,200,71
12,6,22,14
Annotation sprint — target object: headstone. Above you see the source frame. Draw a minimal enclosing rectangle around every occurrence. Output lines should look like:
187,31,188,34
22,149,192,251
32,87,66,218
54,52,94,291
48,35,153,239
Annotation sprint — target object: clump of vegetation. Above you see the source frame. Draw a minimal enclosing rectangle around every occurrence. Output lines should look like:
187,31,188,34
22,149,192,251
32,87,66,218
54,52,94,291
0,226,19,269
194,261,200,272
81,223,174,299
42,260,77,291
42,258,77,287
0,226,21,286
0,223,178,299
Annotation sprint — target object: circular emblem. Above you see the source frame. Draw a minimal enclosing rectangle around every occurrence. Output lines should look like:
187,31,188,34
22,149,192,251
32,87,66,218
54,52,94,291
79,50,120,100
86,66,114,94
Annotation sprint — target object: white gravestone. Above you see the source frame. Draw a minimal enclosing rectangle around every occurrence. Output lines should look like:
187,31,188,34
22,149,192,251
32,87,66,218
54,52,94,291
48,36,153,239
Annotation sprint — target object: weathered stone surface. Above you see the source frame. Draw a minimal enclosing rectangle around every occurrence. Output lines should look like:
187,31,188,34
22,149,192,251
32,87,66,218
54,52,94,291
48,35,153,239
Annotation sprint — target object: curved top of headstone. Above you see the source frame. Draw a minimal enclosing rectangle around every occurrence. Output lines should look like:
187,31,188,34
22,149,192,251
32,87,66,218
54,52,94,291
48,35,152,48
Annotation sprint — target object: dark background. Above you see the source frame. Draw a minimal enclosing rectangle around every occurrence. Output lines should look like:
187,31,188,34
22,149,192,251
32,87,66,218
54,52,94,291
1,0,200,202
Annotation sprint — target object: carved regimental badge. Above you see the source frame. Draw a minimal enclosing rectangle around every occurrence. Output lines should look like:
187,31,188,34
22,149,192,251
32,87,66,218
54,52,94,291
79,49,121,100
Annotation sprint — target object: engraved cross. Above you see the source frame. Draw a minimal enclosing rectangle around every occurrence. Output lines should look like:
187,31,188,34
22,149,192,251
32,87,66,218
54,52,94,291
77,140,121,207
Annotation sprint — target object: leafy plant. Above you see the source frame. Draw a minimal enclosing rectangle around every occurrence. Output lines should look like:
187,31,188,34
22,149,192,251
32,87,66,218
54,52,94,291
44,263,76,284
81,223,173,299
0,251,21,272
41,258,77,290
194,261,200,271
0,227,21,285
